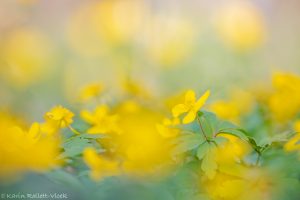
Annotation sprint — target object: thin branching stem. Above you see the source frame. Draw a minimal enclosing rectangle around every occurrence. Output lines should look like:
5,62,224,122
196,115,209,142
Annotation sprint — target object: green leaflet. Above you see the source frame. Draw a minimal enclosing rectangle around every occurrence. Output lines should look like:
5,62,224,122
172,133,205,155
196,142,210,160
199,143,217,179
46,169,83,189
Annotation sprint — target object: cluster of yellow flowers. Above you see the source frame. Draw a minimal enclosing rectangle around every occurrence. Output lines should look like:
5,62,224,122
0,105,73,178
2,72,300,200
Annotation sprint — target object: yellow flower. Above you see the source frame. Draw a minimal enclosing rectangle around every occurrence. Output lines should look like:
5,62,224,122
83,147,119,181
0,28,54,87
100,101,175,176
121,78,151,99
41,105,74,135
216,134,251,164
144,14,196,67
156,117,180,138
0,121,60,178
284,133,300,152
203,168,273,200
215,1,265,51
284,120,300,152
81,105,120,134
79,83,103,102
209,89,254,124
172,90,210,124
269,72,300,122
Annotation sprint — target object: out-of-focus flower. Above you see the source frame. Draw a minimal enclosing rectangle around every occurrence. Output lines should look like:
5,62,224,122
67,0,147,56
143,14,196,67
103,101,175,176
81,105,120,134
203,168,273,200
172,90,210,124
91,0,148,45
0,120,60,178
215,1,266,51
269,72,300,122
79,83,103,102
216,134,251,164
0,28,54,87
209,89,254,124
156,117,180,138
284,120,300,152
121,78,152,99
66,3,106,57
83,147,120,181
41,105,74,135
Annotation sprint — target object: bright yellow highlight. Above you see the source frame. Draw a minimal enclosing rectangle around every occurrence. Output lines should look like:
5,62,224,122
0,28,54,87
172,90,210,124
284,120,300,152
204,169,272,200
156,117,180,138
92,0,147,45
94,101,175,176
81,105,120,134
269,72,300,122
209,89,254,123
216,1,265,51
0,119,60,178
83,147,119,181
41,105,74,135
79,83,103,102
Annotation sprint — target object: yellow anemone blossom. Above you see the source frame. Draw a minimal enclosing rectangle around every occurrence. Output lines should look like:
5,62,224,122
0,122,60,178
284,120,300,152
156,117,180,138
144,14,196,67
102,101,176,176
215,1,265,51
41,105,74,135
269,72,300,122
81,105,120,134
209,89,254,124
203,168,273,200
216,134,251,164
83,147,120,181
0,28,54,87
172,90,210,124
79,83,103,102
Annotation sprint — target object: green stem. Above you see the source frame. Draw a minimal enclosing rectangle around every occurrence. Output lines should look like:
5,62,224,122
255,153,261,166
68,125,81,135
196,115,208,142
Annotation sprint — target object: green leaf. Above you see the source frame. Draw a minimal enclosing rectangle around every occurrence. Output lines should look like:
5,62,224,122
196,142,210,160
173,134,205,155
61,137,93,158
213,136,228,146
46,169,83,189
201,145,217,179
197,111,218,137
218,128,249,141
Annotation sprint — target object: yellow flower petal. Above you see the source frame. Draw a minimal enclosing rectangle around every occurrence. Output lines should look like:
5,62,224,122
28,122,40,139
95,105,109,118
183,110,197,124
172,104,189,117
184,90,196,105
80,110,95,124
195,90,210,111
87,126,108,134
